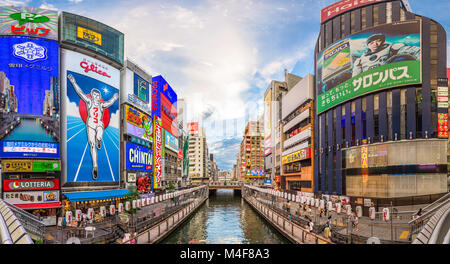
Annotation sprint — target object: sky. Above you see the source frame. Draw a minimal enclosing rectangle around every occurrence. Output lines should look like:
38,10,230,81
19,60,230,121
2,0,449,171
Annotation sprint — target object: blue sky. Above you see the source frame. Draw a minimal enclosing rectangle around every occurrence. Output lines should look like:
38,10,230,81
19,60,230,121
3,0,449,171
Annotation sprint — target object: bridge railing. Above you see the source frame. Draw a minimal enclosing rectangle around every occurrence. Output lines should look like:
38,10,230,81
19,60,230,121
209,181,243,187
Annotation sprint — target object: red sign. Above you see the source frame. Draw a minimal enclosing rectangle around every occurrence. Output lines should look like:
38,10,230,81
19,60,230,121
274,176,281,183
161,93,177,137
438,113,449,139
11,25,50,36
187,122,199,133
153,119,162,189
178,148,183,160
321,0,386,23
3,179,59,192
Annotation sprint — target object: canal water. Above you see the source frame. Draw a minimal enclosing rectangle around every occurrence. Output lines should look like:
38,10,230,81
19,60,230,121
161,189,290,244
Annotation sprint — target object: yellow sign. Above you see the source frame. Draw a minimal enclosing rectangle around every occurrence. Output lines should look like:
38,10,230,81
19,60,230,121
282,148,311,165
77,26,102,45
2,161,33,172
361,145,368,169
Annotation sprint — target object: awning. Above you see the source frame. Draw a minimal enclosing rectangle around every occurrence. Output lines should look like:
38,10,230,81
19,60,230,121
15,202,62,210
63,189,132,202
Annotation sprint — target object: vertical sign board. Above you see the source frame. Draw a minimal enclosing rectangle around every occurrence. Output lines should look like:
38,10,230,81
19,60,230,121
264,91,272,156
62,49,120,184
437,85,449,139
153,118,162,189
134,73,149,104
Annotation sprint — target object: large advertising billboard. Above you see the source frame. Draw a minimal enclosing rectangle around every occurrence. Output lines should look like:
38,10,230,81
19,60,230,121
125,104,152,143
0,6,58,40
0,36,59,159
152,75,177,137
187,122,199,134
62,49,120,183
60,12,124,65
164,128,179,153
121,66,151,113
161,92,178,137
264,91,272,156
126,142,153,172
316,21,421,114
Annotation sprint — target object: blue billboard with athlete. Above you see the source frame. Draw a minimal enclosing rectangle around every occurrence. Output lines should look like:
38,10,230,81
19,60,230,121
0,36,59,158
63,49,120,183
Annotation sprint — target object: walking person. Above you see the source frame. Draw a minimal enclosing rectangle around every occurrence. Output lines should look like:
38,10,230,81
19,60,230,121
308,220,314,239
354,215,359,232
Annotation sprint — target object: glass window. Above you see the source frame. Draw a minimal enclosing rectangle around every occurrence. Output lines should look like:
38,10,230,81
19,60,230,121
361,7,367,29
386,2,392,24
387,91,393,141
374,5,379,26
401,89,407,140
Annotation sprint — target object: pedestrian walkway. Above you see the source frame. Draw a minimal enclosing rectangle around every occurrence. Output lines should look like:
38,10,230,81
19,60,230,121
252,191,418,244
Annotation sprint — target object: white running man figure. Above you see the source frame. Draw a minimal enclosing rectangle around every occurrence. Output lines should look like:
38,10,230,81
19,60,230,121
68,74,119,180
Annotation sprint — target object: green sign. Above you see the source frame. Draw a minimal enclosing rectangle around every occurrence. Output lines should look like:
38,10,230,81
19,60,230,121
317,60,421,114
32,161,60,172
10,12,50,26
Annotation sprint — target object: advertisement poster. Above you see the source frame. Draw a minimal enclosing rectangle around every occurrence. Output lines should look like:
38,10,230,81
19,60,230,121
164,128,179,152
2,160,60,173
3,190,59,204
0,6,58,40
281,148,311,165
187,122,199,134
264,91,271,155
63,49,120,183
125,104,152,142
161,92,178,137
3,179,59,191
317,21,421,114
126,142,153,172
134,73,149,103
153,118,162,189
321,0,387,23
438,113,449,139
0,36,59,158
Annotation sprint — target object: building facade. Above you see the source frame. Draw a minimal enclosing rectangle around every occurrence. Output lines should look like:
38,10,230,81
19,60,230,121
240,120,265,184
314,0,448,210
281,74,315,193
188,127,210,184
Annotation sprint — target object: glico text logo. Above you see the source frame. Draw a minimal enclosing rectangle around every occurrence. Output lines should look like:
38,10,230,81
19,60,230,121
80,60,111,78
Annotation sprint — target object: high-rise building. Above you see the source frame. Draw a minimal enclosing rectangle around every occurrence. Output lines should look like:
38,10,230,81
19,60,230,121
281,74,315,192
188,127,210,184
314,0,448,211
240,120,265,184
264,73,303,188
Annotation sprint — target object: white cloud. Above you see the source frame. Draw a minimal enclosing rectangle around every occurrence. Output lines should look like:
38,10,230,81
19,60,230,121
69,0,83,3
0,0,30,6
39,2,58,11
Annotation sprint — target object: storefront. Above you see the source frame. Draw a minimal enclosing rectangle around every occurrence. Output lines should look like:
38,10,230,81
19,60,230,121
62,189,131,224
125,141,153,194
1,160,62,225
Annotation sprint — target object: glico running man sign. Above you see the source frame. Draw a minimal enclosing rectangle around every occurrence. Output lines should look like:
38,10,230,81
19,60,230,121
316,20,421,114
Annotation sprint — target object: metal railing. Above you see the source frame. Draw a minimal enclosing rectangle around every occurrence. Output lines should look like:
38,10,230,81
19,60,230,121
2,201,46,241
0,199,34,244
408,193,450,241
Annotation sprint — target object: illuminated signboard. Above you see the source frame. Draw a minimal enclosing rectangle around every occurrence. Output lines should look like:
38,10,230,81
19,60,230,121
282,148,312,165
125,104,152,142
2,160,60,173
187,122,199,134
62,49,120,183
438,113,449,139
0,36,59,158
3,179,60,191
3,190,60,204
152,75,177,137
161,92,178,137
61,12,124,65
77,26,102,46
0,6,58,40
126,142,153,172
321,0,387,23
264,91,272,156
316,21,421,114
153,118,162,189
164,128,178,153
134,73,149,103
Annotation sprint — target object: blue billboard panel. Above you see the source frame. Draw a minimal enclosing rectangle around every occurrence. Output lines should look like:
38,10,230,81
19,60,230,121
126,142,153,172
0,36,59,158
152,75,177,107
164,128,178,153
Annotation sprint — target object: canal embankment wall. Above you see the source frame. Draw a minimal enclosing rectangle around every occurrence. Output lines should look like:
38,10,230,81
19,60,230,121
135,190,208,244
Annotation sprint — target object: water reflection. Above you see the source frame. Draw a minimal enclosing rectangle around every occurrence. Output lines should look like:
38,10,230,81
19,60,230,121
161,189,289,244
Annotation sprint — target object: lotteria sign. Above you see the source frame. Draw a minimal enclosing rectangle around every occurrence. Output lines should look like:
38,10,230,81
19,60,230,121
4,179,59,191
126,142,153,171
321,0,387,23
153,118,162,189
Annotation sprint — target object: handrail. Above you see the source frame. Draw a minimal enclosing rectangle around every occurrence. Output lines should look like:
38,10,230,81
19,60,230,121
3,200,46,239
0,199,34,244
